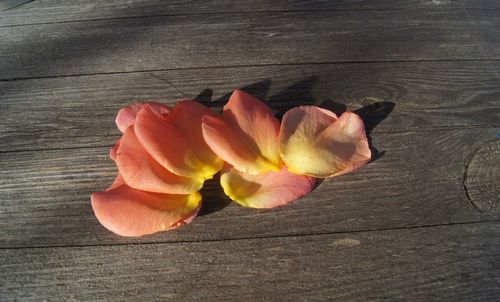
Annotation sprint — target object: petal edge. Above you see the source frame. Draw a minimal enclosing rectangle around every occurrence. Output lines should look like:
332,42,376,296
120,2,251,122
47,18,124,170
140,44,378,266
220,166,315,208
135,101,223,179
91,181,201,237
115,126,203,194
279,107,371,178
115,102,171,133
202,90,282,175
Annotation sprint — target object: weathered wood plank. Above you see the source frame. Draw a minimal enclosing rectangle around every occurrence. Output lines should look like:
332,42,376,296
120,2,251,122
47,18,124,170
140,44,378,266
1,10,499,80
1,222,498,301
1,0,499,27
465,140,500,213
0,3,497,301
1,61,499,152
1,128,498,248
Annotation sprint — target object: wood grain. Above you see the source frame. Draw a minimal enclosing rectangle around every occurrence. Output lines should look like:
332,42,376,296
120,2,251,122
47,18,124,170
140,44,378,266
1,10,499,80
0,2,499,301
1,1,499,301
465,140,500,213
1,61,499,152
1,222,499,301
1,0,500,27
1,128,498,248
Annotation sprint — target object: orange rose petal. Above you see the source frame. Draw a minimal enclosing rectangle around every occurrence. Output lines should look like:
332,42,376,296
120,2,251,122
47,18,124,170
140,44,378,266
168,201,202,229
202,90,282,175
109,139,121,160
91,179,201,237
279,106,371,178
134,101,223,180
108,173,126,190
220,166,315,208
115,102,171,133
115,126,203,194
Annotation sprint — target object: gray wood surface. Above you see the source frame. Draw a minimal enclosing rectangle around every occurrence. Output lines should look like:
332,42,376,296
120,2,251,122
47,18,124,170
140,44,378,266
1,128,498,248
2,222,499,301
1,0,499,301
1,10,499,80
465,140,500,213
1,0,500,27
1,61,498,152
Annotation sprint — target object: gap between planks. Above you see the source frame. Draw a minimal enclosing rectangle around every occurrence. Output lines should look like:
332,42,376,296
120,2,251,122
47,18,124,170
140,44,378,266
1,8,499,29
1,220,498,251
1,59,500,83
2,0,500,28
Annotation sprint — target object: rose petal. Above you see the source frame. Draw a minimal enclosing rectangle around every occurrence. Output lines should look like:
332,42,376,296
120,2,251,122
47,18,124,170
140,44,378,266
115,125,203,194
279,106,371,178
169,201,202,229
108,173,126,190
202,90,282,175
134,101,223,179
116,102,171,133
220,165,315,208
91,179,202,237
109,139,121,160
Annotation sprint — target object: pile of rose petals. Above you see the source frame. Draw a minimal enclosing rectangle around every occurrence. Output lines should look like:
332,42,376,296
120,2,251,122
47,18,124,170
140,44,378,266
91,90,371,237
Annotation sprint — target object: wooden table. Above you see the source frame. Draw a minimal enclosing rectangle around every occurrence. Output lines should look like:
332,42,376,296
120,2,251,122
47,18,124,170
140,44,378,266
1,1,499,301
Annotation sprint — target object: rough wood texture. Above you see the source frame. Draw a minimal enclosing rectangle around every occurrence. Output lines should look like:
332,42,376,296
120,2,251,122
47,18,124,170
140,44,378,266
1,223,499,301
1,128,499,248
1,61,499,152
1,0,500,27
1,10,499,80
465,140,500,213
1,1,499,300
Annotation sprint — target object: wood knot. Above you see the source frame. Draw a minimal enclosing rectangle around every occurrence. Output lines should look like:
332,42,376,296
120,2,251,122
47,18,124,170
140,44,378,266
464,140,499,213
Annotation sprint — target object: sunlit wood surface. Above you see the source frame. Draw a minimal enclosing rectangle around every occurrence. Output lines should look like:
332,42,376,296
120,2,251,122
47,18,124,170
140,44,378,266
1,1,499,301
